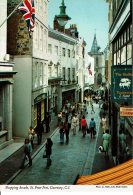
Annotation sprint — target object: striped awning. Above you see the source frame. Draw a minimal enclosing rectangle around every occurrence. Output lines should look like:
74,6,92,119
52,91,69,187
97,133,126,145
76,159,133,185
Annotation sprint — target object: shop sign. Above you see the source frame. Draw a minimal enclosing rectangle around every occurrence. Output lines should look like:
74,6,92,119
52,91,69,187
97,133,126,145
120,107,133,116
111,65,133,103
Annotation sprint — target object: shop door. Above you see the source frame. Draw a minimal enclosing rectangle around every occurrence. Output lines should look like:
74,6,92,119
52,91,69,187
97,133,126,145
37,102,41,125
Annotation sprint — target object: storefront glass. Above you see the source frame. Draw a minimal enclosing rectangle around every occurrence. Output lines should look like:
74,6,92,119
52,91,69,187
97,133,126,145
34,104,37,128
114,53,116,65
121,46,126,64
41,100,44,122
127,43,132,65
117,50,120,64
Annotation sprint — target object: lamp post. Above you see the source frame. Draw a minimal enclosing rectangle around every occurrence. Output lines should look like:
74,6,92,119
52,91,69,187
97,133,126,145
55,0,71,32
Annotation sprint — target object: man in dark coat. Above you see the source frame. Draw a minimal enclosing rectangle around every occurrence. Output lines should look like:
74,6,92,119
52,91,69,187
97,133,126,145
45,138,53,168
35,122,44,145
45,112,51,133
102,101,108,114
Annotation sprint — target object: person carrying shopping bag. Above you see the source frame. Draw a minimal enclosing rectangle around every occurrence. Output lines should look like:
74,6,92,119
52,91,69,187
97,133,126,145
89,118,96,139
81,115,87,137
20,138,32,169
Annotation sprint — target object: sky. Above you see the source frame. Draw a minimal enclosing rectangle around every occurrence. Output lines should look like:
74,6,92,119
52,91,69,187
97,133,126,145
48,0,109,52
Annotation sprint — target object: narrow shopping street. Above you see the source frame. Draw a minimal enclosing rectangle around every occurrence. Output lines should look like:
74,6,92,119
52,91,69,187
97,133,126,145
11,103,101,185
0,0,132,189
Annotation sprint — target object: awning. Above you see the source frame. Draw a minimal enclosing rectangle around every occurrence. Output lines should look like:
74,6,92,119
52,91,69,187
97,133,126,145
76,159,133,185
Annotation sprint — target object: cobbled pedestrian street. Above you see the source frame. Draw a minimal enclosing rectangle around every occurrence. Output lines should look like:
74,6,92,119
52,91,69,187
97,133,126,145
11,103,100,185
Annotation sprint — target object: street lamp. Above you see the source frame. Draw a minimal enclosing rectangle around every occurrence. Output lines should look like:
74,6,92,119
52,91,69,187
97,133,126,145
55,0,71,29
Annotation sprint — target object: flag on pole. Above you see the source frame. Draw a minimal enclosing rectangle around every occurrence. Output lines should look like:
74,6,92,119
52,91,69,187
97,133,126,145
88,64,92,76
18,0,35,32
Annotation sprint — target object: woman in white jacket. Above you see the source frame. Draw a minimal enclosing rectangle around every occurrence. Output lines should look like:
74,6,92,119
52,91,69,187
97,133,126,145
71,114,78,135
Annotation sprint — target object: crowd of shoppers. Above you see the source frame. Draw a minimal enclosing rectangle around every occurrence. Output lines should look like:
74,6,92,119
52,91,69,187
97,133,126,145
19,93,130,170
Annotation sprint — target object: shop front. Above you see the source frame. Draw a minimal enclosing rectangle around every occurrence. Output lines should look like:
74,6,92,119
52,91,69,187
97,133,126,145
48,77,62,116
111,65,133,164
34,94,47,128
62,89,76,106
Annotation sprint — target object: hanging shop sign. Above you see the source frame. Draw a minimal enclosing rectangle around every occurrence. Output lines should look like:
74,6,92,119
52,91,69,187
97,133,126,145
120,107,133,116
111,65,133,104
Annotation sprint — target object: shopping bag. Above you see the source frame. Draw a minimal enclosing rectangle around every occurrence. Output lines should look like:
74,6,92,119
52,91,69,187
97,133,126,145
93,130,97,135
43,152,47,158
87,128,90,134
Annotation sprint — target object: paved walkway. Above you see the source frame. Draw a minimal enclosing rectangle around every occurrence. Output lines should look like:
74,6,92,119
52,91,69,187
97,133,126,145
0,116,58,184
0,116,58,165
10,103,101,185
0,143,23,163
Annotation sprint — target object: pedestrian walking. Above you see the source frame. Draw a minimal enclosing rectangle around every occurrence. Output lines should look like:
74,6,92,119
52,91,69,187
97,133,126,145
99,107,105,119
82,102,87,116
67,112,72,135
28,126,35,149
65,109,69,123
45,112,51,132
59,122,65,144
77,103,80,113
68,112,72,126
35,122,44,145
99,98,103,108
102,101,108,114
78,110,83,131
61,111,66,123
102,129,111,156
71,113,78,135
63,120,69,144
87,95,91,106
101,114,107,133
57,111,62,127
43,138,53,169
89,118,96,139
119,129,127,158
90,102,95,114
71,103,76,115
20,138,32,169
81,115,87,137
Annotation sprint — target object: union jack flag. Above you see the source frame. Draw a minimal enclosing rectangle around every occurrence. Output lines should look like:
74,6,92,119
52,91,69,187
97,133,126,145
18,0,35,32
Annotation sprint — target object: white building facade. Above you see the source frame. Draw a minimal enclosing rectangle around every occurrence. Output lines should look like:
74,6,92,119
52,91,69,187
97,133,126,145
0,0,16,149
47,28,85,115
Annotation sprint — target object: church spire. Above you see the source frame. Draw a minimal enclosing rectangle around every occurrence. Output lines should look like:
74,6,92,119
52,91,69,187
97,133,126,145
90,32,101,54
